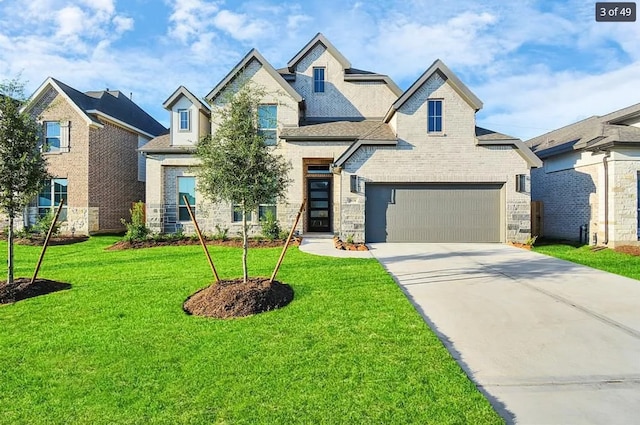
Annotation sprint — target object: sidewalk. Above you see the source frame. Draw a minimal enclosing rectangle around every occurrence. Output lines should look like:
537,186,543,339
298,234,373,258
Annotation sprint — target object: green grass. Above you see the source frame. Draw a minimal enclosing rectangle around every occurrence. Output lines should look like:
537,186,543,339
0,237,502,424
533,243,640,280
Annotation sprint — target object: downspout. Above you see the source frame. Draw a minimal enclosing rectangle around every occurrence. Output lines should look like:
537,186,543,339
603,151,611,245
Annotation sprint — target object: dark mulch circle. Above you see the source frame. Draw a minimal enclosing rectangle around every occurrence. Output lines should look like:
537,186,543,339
0,278,72,304
183,277,294,319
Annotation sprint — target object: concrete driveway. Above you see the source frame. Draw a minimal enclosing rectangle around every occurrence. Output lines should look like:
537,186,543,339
368,243,640,425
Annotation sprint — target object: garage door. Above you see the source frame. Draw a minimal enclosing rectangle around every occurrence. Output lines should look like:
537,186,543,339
365,184,503,243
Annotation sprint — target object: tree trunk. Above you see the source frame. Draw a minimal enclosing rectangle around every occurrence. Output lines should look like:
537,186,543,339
241,206,248,283
7,215,14,285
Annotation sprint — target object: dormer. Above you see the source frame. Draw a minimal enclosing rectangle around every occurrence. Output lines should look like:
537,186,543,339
282,33,402,120
163,86,211,146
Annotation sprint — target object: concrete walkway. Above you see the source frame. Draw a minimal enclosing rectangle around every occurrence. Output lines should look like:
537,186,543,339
368,243,640,425
298,234,373,258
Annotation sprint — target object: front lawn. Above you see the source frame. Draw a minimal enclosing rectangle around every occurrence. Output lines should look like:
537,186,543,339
0,236,501,424
533,243,640,280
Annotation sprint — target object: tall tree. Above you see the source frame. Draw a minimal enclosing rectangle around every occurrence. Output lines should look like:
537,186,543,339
0,79,48,284
196,83,291,283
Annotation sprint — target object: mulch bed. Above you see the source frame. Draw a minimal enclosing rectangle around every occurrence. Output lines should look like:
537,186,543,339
614,245,640,256
183,277,294,319
0,235,89,246
107,237,301,251
0,278,72,304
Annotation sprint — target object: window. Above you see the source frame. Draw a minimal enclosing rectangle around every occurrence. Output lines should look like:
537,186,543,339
232,205,252,222
258,204,276,221
178,177,195,221
515,174,527,193
313,67,325,93
427,99,443,133
307,165,331,174
258,104,277,146
178,109,190,131
37,178,67,221
44,121,61,152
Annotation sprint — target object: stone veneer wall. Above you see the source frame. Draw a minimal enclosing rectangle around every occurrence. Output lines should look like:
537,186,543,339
608,155,640,246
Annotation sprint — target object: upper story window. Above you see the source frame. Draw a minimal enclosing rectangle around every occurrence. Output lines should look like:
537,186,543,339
178,109,190,131
178,176,196,221
258,104,277,146
313,67,325,93
427,99,443,133
44,121,61,152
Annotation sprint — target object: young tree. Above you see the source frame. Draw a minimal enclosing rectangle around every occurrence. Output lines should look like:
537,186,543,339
196,83,291,283
0,79,48,284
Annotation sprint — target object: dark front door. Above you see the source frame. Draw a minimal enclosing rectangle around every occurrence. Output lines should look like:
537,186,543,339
307,178,331,232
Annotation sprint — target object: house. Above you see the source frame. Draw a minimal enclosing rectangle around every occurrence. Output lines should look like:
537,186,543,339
20,77,167,234
527,102,640,247
142,33,540,243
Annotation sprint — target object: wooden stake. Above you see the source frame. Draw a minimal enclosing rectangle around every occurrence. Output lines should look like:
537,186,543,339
270,200,306,283
183,195,220,283
31,198,65,284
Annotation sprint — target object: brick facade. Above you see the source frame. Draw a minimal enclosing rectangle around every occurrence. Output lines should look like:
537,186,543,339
531,149,640,247
1,81,160,236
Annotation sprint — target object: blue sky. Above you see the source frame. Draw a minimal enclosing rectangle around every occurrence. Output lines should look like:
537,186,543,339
0,0,638,140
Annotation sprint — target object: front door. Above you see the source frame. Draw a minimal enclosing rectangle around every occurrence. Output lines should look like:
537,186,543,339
307,178,331,232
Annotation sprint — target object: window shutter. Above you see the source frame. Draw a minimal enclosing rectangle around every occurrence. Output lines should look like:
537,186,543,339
60,121,70,152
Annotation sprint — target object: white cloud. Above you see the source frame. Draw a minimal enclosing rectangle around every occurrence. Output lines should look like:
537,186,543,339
476,61,640,140
213,9,269,41
167,0,220,44
55,6,86,38
113,15,134,34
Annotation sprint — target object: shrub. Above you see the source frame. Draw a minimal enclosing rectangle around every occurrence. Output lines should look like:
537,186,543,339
212,224,229,241
121,202,149,242
33,209,60,236
260,210,281,241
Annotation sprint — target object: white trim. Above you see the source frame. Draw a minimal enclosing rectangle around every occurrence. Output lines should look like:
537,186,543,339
85,110,157,138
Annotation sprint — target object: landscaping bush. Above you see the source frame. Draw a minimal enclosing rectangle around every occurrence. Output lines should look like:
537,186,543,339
33,209,60,236
260,210,281,241
121,202,149,242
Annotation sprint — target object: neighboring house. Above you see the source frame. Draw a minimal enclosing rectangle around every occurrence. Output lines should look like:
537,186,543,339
142,33,540,243
19,77,167,234
528,103,640,247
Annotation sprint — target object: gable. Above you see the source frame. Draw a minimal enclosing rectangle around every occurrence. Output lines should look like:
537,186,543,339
385,59,482,123
205,49,302,105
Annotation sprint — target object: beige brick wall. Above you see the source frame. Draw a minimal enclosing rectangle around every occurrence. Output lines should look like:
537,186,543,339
340,73,532,242
290,44,398,119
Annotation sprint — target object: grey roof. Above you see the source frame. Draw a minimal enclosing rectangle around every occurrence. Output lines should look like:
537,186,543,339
280,120,396,141
51,78,167,137
527,102,640,158
475,126,542,168
385,59,483,122
138,134,196,154
205,49,302,104
163,85,210,115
